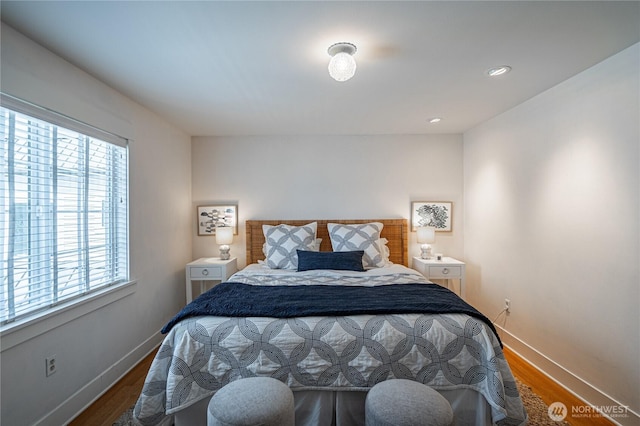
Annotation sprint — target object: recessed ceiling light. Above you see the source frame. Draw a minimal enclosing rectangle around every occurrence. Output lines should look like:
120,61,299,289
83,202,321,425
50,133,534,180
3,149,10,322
429,117,442,124
487,66,512,77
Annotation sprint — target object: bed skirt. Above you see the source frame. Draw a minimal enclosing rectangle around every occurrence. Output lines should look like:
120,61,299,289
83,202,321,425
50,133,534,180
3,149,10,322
173,387,494,426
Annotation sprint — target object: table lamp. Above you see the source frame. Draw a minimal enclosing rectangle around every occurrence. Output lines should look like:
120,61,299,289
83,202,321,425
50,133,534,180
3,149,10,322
417,226,435,259
216,227,233,260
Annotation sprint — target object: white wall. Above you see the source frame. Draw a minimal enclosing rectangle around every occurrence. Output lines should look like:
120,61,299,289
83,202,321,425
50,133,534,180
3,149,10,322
464,43,639,423
0,25,193,425
192,134,464,267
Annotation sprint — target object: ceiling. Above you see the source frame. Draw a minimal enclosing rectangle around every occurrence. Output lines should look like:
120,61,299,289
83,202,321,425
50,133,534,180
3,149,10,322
1,1,638,136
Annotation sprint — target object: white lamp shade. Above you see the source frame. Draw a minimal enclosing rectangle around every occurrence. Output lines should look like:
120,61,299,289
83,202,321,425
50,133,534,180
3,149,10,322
216,227,234,245
328,52,357,82
416,227,435,244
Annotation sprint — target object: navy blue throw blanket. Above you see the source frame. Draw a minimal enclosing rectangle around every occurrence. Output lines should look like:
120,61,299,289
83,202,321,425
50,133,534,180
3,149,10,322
162,282,501,346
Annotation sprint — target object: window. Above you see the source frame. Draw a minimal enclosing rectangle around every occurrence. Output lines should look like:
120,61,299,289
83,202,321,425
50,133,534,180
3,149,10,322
0,95,129,325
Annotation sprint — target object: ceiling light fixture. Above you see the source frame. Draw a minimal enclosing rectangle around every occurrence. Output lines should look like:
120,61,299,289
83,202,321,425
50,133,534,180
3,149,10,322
327,42,357,82
429,117,442,124
487,65,512,77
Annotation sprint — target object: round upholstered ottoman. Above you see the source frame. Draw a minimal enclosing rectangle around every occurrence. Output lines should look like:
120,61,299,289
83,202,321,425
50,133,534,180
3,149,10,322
365,379,454,426
207,377,295,426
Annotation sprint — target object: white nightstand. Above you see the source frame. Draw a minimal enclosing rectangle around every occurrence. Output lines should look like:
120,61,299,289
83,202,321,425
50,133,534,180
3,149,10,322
185,257,238,303
412,256,466,299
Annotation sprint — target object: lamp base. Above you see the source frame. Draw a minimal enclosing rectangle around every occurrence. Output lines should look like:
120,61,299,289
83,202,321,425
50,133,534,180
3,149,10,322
219,245,230,261
420,244,432,260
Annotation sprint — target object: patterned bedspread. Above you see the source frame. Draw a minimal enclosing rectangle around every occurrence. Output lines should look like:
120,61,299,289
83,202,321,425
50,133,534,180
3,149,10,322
134,265,526,425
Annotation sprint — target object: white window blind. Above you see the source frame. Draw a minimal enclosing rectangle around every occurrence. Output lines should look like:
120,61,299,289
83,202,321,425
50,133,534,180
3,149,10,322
0,96,129,325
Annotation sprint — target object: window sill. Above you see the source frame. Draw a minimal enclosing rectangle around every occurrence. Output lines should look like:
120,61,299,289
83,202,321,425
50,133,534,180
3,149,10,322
0,280,137,352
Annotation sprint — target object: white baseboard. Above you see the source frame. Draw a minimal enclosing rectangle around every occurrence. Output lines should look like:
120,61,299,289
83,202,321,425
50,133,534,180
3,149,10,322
34,332,164,426
497,325,639,426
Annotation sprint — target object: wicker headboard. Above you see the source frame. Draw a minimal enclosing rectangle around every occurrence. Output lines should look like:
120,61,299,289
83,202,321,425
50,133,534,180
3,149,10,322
246,219,409,267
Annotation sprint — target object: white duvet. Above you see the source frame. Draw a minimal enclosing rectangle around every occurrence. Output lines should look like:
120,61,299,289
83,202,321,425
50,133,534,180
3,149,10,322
134,265,526,426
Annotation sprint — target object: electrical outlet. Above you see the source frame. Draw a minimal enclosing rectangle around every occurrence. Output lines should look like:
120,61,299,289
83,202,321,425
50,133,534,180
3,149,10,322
45,356,57,377
504,299,511,313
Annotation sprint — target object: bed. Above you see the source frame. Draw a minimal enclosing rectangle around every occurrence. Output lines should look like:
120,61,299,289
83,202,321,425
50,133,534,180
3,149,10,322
134,219,527,426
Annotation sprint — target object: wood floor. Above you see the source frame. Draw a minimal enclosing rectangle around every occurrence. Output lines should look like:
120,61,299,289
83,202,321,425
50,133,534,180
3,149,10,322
68,349,156,426
69,346,613,426
503,347,613,426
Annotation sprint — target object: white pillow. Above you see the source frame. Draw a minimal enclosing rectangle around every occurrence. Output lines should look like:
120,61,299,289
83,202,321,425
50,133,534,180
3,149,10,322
378,237,391,265
327,222,386,268
263,222,318,269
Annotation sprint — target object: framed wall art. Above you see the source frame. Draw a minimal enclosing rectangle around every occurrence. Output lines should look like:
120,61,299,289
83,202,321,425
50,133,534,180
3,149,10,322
197,204,238,236
411,201,452,232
